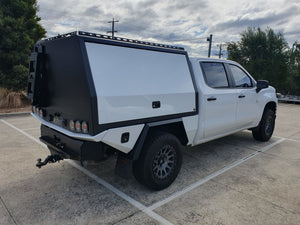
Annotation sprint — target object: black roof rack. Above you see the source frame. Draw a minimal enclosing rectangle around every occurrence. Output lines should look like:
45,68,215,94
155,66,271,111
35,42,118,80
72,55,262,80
41,31,185,51
41,31,77,42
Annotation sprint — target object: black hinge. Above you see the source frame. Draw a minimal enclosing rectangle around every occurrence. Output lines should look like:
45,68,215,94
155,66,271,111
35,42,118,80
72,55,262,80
27,46,48,106
27,52,40,100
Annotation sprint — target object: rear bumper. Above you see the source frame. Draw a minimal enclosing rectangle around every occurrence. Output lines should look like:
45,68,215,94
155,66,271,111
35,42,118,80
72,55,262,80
40,125,107,161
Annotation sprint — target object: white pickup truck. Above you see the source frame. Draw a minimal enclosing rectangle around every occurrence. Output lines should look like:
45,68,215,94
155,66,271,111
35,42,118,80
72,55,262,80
27,31,277,190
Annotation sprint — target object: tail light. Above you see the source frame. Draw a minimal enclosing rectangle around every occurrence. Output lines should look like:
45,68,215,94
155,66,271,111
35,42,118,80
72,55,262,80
75,120,81,132
81,121,88,133
69,120,75,131
39,108,44,117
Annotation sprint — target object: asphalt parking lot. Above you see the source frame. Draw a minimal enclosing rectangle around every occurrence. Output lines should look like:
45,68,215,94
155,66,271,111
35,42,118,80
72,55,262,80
0,103,300,225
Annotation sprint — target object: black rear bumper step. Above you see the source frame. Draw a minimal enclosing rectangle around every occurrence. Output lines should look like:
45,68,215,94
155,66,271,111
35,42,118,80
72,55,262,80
40,136,74,159
40,125,108,163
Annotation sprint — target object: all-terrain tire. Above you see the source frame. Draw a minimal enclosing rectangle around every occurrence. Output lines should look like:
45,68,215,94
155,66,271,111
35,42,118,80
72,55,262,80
252,109,275,141
132,131,182,190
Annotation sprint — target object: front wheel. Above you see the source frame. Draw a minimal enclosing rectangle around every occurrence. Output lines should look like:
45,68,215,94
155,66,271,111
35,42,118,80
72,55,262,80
133,132,182,190
252,109,275,141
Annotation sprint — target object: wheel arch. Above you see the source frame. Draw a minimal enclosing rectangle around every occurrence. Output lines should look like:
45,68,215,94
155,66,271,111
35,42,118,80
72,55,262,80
148,122,188,146
129,119,188,161
264,101,277,114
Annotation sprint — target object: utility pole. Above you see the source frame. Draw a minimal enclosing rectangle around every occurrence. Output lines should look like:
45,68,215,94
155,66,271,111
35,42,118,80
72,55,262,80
207,34,213,57
217,43,227,58
218,43,223,58
107,18,119,37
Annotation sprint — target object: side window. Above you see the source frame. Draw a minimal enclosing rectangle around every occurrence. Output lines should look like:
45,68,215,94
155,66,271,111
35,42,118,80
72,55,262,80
201,62,229,88
229,64,253,88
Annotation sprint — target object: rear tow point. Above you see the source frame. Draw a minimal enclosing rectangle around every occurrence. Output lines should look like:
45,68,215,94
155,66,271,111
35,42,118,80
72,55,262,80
36,155,63,168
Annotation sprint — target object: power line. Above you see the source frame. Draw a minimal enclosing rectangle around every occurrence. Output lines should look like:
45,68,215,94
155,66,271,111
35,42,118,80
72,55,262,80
107,18,119,37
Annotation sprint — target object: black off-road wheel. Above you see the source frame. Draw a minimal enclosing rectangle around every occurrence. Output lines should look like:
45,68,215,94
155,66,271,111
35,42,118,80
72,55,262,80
132,132,182,190
252,109,275,141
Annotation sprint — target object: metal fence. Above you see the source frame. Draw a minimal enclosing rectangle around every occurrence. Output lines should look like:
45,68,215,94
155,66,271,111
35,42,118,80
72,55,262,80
277,94,300,103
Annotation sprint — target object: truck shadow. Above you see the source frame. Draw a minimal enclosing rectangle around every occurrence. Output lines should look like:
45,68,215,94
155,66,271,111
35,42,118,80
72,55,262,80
81,131,280,206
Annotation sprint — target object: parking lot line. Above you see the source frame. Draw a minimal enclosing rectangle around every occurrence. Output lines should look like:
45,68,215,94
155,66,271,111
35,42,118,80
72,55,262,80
285,138,300,143
0,118,287,225
274,135,300,143
68,160,173,225
0,119,47,148
146,137,285,211
0,195,17,225
22,127,40,131
0,119,173,225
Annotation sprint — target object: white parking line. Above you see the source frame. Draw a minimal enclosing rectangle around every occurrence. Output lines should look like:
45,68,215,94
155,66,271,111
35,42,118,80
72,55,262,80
0,118,287,224
68,160,173,225
285,138,300,143
22,127,40,131
0,119,173,225
146,137,285,211
274,135,300,143
1,119,47,148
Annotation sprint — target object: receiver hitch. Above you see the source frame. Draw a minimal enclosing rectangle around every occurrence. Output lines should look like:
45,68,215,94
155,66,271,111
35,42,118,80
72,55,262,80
36,155,63,168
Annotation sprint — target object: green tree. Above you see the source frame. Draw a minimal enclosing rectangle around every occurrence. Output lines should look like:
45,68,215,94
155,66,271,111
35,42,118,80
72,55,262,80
286,43,300,95
0,0,46,90
227,27,293,94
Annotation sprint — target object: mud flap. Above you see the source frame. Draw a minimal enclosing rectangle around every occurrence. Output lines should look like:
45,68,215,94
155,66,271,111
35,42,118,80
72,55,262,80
115,153,133,179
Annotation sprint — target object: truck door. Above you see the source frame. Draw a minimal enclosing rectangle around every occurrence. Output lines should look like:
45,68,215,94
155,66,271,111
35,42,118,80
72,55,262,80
228,64,261,128
200,62,238,138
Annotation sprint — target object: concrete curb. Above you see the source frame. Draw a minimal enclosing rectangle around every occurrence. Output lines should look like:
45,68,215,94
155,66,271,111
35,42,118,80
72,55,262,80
0,111,31,118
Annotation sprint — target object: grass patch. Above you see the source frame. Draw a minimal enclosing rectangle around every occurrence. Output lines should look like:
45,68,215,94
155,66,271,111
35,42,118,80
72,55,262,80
0,88,31,109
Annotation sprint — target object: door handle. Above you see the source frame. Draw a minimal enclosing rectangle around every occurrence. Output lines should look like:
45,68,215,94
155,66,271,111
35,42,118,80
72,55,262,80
238,95,245,98
207,97,217,101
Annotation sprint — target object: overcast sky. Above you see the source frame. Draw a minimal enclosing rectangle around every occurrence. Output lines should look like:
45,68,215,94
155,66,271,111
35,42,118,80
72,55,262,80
37,0,300,57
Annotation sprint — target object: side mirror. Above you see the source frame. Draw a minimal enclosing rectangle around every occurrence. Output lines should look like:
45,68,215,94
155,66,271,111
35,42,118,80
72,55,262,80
256,80,269,93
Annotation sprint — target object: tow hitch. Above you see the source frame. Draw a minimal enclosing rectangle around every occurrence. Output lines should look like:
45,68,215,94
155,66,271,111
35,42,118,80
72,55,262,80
36,155,63,168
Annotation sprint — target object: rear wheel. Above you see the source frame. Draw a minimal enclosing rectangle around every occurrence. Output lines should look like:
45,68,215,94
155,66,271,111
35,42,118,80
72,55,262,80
252,109,275,141
133,132,182,190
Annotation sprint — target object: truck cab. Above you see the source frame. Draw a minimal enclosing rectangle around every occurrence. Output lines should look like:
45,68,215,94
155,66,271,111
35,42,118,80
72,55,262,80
190,58,276,144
